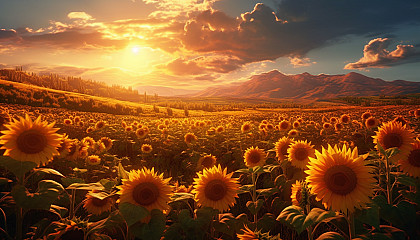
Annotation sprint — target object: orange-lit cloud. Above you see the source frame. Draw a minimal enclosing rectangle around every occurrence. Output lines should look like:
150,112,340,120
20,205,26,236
289,57,316,67
67,12,95,21
344,38,420,69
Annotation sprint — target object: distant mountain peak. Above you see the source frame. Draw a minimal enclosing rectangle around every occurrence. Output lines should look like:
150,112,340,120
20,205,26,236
195,71,420,99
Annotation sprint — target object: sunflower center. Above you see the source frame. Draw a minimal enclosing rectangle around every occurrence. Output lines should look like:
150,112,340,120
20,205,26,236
91,197,108,207
294,148,308,161
204,179,227,201
132,182,159,206
366,118,376,126
407,149,420,167
248,151,262,164
324,165,357,195
16,129,48,154
382,133,403,149
201,157,214,168
280,122,289,129
295,189,302,203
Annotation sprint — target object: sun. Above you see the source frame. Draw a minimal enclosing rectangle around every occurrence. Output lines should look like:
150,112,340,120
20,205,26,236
131,46,140,54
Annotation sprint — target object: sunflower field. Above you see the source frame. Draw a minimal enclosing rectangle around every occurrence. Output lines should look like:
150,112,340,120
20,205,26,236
0,103,419,240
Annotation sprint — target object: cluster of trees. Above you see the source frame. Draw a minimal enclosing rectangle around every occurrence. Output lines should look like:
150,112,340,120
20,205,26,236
0,83,143,115
0,68,142,102
337,95,420,106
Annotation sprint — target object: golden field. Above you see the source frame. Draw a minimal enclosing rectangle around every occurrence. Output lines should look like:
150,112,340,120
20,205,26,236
0,103,419,240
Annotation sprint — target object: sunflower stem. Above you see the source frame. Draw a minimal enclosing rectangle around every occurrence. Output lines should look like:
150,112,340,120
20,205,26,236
384,155,392,205
69,189,76,219
347,212,355,240
306,205,313,240
251,171,258,229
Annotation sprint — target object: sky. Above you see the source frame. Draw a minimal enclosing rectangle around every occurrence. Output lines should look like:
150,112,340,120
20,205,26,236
0,0,420,93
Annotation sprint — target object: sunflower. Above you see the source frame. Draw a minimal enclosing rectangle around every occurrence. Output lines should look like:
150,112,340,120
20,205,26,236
244,146,266,168
86,155,101,165
83,191,114,215
0,115,61,165
125,126,133,132
323,122,331,129
288,129,299,137
393,116,408,126
78,121,84,127
365,117,379,129
361,112,372,121
237,225,258,240
373,121,415,162
99,137,113,151
340,114,350,124
136,128,148,138
399,139,420,178
57,134,72,157
63,119,73,125
74,116,81,123
66,140,80,161
330,117,338,124
241,122,252,133
197,154,217,170
279,120,291,131
275,137,294,162
192,165,239,212
86,127,94,134
95,121,105,130
184,133,197,144
82,137,95,149
293,121,300,128
290,180,303,206
334,123,343,132
415,109,420,118
216,126,225,133
306,145,375,213
118,167,172,212
287,140,315,170
141,144,153,153
266,123,274,131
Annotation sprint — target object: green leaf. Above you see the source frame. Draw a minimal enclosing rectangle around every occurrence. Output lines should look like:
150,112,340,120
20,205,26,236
99,179,116,191
277,205,306,233
0,156,37,179
87,191,116,200
169,192,194,202
12,180,64,210
316,232,345,240
119,202,149,227
134,209,166,240
61,177,84,187
355,203,380,229
0,177,13,185
50,204,68,218
246,199,264,215
66,182,105,191
277,206,336,234
118,162,129,179
303,208,337,232
396,174,417,187
256,187,278,197
385,147,399,159
235,168,251,174
377,143,386,157
33,168,64,177
239,184,254,194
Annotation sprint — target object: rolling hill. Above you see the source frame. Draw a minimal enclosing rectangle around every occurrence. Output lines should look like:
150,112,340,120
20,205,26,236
195,71,420,99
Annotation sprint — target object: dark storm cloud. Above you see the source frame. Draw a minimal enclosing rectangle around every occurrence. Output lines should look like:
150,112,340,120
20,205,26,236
180,0,420,72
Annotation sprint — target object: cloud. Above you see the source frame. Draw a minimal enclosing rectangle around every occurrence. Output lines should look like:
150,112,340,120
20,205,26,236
159,55,245,76
289,57,316,67
344,38,420,69
67,12,94,21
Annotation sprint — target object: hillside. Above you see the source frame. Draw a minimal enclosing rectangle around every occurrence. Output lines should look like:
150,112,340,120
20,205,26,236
0,68,144,103
196,71,420,99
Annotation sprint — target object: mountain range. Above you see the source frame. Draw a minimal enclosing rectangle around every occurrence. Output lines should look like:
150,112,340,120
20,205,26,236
195,71,420,99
